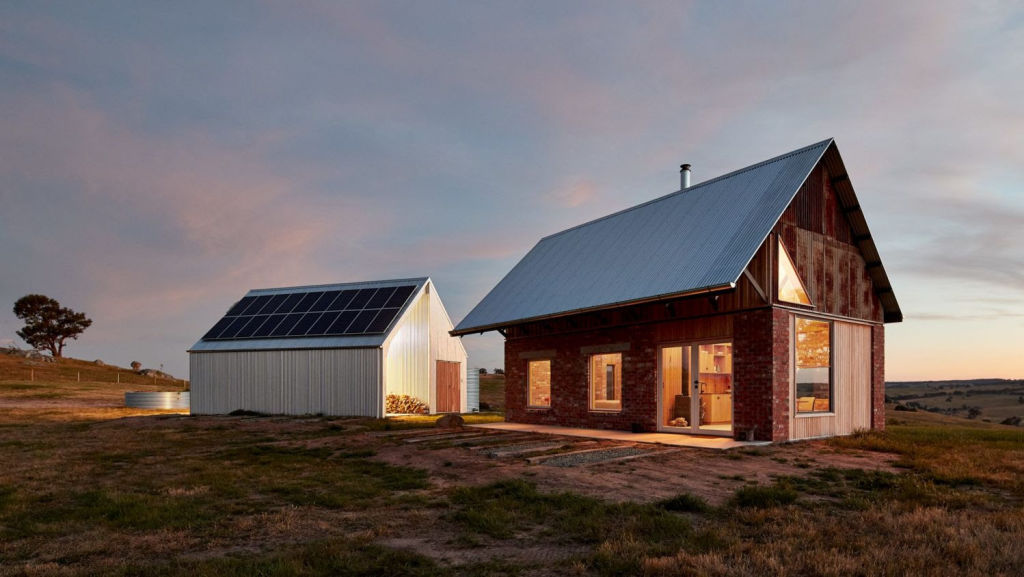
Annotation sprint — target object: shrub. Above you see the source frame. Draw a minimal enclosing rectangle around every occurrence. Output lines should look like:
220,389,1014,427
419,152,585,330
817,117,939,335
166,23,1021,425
731,481,798,508
657,492,710,513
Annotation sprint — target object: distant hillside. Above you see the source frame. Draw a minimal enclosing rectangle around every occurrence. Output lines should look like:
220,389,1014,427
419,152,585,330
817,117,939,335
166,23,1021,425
885,378,1023,425
0,350,187,387
888,378,1023,388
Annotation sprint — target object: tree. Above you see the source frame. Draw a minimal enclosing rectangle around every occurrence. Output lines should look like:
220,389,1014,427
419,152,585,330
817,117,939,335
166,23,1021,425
13,294,92,358
493,368,504,375
478,368,488,375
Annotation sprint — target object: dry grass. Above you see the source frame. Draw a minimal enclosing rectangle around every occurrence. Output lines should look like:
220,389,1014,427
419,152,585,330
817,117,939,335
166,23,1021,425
0,372,1021,576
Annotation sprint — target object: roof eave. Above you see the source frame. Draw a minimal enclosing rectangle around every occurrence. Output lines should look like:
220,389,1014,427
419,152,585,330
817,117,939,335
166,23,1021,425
451,282,736,336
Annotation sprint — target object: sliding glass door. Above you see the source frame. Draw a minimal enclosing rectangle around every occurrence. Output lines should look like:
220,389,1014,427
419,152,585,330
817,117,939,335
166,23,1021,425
658,342,733,435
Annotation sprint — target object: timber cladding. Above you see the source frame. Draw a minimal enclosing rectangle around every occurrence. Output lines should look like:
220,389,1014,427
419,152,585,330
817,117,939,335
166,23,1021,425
435,360,461,413
789,319,873,440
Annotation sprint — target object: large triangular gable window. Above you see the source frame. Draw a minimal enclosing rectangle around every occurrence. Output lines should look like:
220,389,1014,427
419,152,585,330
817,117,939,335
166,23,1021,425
778,238,812,305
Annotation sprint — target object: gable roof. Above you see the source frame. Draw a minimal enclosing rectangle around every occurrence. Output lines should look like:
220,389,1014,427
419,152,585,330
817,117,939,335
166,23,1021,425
189,277,429,352
453,139,901,335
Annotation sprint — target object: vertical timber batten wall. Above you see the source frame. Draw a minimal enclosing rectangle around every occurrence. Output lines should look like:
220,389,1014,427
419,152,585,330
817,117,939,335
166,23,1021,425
189,348,382,417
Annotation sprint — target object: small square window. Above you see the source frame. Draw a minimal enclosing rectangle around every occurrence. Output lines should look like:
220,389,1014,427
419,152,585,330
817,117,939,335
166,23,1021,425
589,353,622,411
527,360,551,408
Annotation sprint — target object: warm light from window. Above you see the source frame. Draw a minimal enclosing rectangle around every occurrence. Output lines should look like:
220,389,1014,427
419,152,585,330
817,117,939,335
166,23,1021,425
778,239,811,305
527,360,551,408
795,318,831,413
589,353,622,411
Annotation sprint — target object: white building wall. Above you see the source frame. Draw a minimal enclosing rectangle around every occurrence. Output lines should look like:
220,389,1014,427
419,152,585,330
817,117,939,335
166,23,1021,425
381,287,431,408
190,348,382,417
428,282,469,412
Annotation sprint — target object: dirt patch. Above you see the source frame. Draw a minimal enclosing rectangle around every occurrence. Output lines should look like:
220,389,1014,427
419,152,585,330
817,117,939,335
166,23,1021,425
371,431,897,505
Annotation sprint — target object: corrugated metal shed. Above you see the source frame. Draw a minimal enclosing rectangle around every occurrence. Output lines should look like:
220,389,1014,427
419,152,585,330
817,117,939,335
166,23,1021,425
189,277,469,417
454,138,900,334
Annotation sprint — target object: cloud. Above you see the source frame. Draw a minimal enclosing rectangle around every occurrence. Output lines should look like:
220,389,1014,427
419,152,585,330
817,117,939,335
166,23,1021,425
548,180,597,208
0,85,387,349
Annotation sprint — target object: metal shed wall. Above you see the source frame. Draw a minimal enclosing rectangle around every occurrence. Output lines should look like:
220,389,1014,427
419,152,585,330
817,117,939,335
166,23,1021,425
190,348,382,417
428,282,468,412
382,287,431,406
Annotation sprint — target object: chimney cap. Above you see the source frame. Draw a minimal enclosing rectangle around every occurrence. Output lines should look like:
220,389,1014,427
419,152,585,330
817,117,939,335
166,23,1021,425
680,163,691,171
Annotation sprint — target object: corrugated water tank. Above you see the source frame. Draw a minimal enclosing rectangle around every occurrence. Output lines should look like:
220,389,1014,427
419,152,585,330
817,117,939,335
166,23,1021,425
466,368,480,412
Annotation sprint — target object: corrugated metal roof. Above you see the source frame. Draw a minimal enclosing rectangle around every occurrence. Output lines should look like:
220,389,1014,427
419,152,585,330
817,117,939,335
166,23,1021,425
189,277,428,352
454,138,900,334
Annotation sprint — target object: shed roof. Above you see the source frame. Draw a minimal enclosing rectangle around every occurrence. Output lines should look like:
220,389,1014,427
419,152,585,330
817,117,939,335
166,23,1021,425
453,139,901,335
189,277,429,352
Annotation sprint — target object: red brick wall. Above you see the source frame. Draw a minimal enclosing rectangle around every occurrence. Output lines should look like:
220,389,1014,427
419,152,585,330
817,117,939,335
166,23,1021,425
506,312,783,439
505,324,661,431
731,309,789,441
871,324,886,430
505,308,877,442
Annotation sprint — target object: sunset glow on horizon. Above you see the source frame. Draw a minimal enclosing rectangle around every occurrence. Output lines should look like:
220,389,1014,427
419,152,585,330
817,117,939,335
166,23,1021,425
1,1,1022,381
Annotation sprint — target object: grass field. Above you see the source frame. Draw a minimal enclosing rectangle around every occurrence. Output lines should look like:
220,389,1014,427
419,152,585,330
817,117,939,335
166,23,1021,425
1,360,1022,576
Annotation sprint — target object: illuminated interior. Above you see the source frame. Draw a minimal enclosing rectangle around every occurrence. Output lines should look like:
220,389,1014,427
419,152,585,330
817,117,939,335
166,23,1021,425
660,343,732,434
778,238,811,305
527,359,551,408
796,318,831,413
589,353,622,411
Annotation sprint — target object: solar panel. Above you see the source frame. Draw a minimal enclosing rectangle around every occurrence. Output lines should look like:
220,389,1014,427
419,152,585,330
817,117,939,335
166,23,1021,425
365,307,401,333
292,292,324,314
345,309,378,334
199,283,420,341
346,288,376,309
270,313,304,336
366,286,395,309
289,312,322,336
327,289,358,311
225,296,257,316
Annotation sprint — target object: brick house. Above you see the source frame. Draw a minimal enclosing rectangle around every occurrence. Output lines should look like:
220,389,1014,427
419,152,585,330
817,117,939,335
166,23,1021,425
452,139,901,442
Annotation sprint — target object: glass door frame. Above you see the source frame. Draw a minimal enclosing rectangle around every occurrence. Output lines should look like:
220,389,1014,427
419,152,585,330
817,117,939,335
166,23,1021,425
656,339,734,437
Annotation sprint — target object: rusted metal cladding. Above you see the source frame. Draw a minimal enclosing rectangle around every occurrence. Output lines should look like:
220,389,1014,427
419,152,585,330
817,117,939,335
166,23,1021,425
189,348,382,417
777,164,884,323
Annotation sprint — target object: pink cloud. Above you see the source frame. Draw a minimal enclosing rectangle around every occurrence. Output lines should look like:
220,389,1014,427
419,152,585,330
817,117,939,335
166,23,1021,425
0,85,387,337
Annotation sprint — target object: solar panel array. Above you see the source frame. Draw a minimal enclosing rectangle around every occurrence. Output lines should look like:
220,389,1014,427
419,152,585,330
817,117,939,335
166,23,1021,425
202,285,417,341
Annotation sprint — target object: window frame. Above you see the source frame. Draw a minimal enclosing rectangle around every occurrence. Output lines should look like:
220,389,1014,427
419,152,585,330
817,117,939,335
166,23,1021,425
777,237,814,307
588,352,623,413
526,359,552,409
793,316,834,416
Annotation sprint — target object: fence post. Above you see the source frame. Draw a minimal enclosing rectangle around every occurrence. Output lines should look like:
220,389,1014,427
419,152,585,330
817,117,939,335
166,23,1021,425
30,369,34,382
117,372,120,384
77,371,81,382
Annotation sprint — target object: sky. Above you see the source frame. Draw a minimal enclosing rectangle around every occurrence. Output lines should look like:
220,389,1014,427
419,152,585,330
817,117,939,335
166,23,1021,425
1,1,1022,381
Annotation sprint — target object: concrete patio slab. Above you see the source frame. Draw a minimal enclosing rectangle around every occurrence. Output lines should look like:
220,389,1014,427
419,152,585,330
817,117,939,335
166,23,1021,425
469,422,770,450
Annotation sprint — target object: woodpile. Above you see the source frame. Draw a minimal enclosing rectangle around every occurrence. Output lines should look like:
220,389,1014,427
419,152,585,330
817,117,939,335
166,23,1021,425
385,394,429,414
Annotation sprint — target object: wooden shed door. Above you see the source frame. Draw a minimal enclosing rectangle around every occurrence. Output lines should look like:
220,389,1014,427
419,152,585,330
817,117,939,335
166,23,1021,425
436,361,461,413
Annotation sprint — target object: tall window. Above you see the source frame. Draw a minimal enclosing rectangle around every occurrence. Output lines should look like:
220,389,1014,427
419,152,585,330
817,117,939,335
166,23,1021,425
527,360,551,408
778,238,811,305
795,318,831,413
589,353,622,411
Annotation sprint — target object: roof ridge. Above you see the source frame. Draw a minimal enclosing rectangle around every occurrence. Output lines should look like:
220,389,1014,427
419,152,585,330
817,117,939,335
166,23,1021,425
248,276,429,294
540,138,834,241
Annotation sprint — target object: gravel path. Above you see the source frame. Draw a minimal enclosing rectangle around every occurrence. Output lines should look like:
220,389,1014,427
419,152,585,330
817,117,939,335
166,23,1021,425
539,446,649,467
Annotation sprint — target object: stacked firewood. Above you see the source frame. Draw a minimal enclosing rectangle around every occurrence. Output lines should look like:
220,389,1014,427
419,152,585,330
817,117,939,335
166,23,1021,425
385,394,429,414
